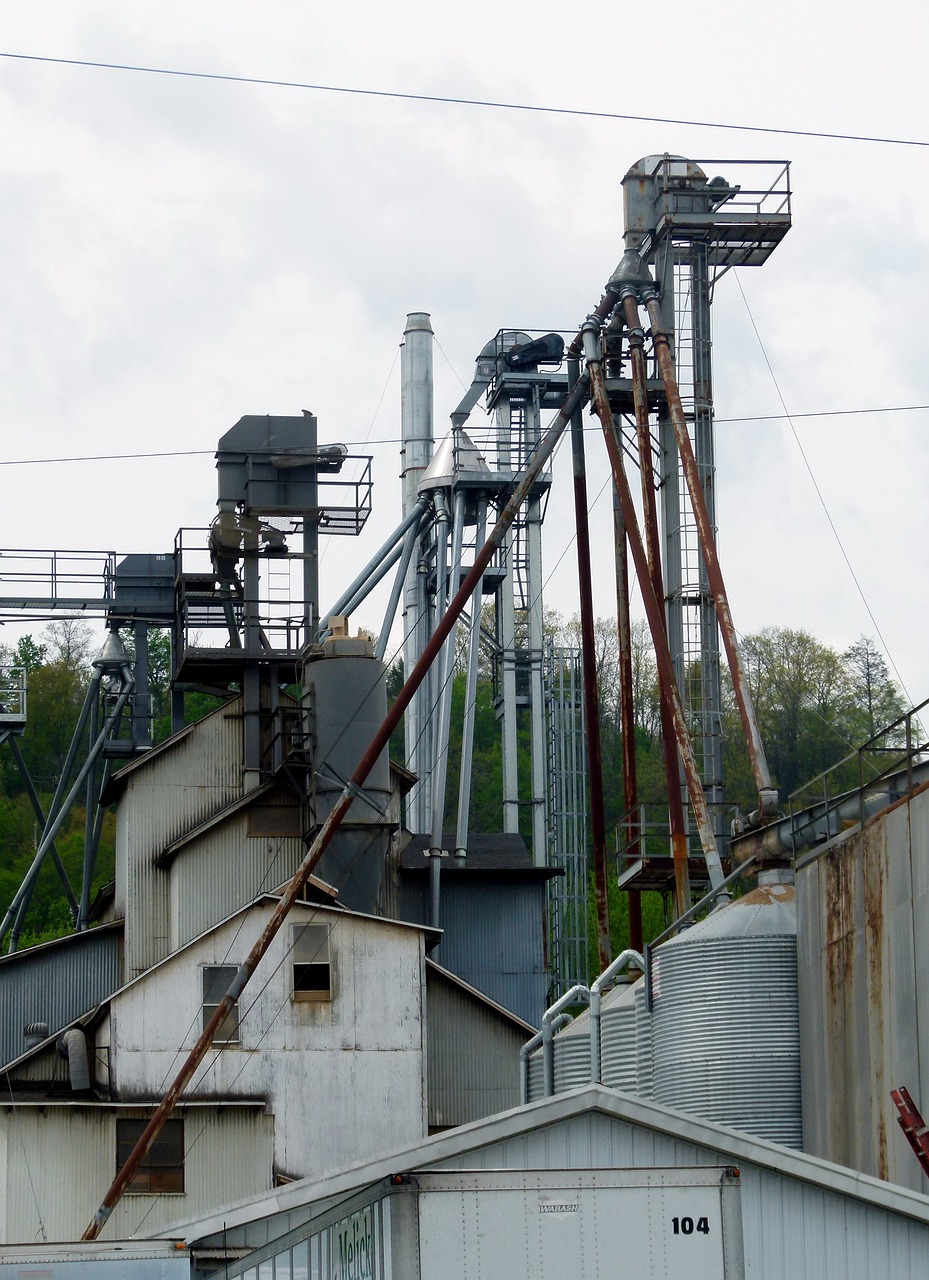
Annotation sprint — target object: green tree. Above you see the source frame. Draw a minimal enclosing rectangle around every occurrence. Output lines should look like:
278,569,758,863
842,635,906,742
14,635,47,673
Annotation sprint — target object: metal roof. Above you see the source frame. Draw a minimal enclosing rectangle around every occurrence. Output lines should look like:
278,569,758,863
164,1083,929,1242
154,782,321,867
402,832,560,876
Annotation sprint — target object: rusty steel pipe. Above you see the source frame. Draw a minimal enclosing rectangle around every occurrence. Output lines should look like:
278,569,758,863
568,358,611,972
582,321,725,912
566,287,620,360
619,291,691,887
621,294,665,592
82,370,592,1243
642,293,774,809
613,484,643,952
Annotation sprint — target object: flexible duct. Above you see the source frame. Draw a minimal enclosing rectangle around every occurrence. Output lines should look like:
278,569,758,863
57,1028,91,1093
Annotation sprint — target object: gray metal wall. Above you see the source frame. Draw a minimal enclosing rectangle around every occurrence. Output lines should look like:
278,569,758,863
798,783,929,1192
116,699,245,976
170,819,304,953
401,876,549,1024
185,1095,929,1280
0,925,122,1068
425,966,524,1130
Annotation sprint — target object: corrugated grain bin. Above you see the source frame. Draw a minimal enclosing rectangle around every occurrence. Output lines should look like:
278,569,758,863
527,1044,543,1101
634,982,654,1099
600,978,639,1091
650,871,800,1146
552,1012,592,1093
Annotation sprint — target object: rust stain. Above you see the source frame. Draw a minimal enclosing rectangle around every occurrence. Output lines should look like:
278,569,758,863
863,824,887,1181
823,847,854,990
878,1112,889,1182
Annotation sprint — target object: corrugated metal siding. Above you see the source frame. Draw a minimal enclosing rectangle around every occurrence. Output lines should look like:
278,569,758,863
122,701,245,976
798,787,929,1192
429,1111,929,1279
2,1104,273,1244
401,878,549,1025
425,968,522,1128
171,820,304,951
0,928,122,1068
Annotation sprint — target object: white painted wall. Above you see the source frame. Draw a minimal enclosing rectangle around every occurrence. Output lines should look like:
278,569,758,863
0,1104,272,1244
107,901,428,1181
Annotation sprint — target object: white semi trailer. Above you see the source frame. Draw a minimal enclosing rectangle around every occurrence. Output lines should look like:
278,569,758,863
0,1240,190,1278
227,1167,744,1280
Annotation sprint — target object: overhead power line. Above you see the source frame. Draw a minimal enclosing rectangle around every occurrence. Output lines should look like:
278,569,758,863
2,51,928,149
734,273,914,706
1,403,926,468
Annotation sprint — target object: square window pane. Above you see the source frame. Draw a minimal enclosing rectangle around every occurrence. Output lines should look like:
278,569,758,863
116,1118,184,1194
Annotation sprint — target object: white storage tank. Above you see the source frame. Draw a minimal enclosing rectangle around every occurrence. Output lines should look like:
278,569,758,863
526,1044,543,1101
633,982,654,1099
599,978,639,1091
650,869,800,1146
552,1010,592,1093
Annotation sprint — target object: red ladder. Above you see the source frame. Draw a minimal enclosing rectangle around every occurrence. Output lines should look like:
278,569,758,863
891,1087,929,1177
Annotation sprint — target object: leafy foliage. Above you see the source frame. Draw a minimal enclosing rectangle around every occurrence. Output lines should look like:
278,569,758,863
1,605,908,968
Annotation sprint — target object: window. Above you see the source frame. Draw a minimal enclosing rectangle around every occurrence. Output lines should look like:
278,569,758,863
203,965,240,1043
116,1118,185,1193
292,924,332,1002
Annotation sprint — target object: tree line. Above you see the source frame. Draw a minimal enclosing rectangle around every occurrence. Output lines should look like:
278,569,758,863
0,615,908,952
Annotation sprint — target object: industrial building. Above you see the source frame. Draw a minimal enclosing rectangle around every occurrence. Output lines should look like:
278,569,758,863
157,1087,929,1279
1,150,929,1274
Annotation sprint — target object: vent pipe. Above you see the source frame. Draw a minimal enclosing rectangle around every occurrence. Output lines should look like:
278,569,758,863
23,1021,49,1051
57,1028,90,1093
541,984,590,1097
590,950,643,1082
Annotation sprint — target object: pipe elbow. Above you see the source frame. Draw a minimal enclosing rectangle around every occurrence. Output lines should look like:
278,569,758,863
57,1028,91,1093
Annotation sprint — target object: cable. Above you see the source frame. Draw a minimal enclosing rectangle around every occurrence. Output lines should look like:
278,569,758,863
734,271,914,707
2,404,927,468
5,1075,48,1243
433,337,469,393
1,51,927,149
318,343,400,572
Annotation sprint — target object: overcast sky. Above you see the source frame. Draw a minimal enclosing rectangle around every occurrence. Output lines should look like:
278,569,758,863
1,0,928,713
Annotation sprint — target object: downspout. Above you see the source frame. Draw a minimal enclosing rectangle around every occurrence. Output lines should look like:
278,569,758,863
542,984,590,1097
520,1014,572,1104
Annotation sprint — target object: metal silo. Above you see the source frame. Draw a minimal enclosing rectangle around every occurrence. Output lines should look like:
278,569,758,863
633,983,654,1099
552,1011,592,1093
650,870,800,1146
599,979,639,1092
527,1045,543,1101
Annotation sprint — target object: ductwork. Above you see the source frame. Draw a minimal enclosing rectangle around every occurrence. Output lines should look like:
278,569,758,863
56,1028,91,1093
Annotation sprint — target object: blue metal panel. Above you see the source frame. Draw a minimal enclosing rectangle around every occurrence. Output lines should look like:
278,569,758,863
401,876,548,1024
0,925,122,1067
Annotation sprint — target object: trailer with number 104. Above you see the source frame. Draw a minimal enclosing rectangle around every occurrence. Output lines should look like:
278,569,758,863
174,1087,929,1279
222,1167,744,1280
